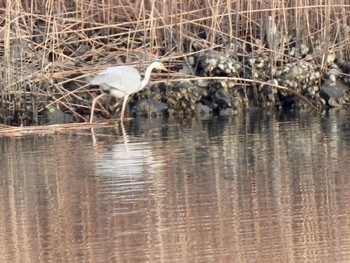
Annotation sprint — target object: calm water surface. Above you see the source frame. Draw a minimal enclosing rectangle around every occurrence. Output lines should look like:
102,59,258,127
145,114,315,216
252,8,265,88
1,110,350,262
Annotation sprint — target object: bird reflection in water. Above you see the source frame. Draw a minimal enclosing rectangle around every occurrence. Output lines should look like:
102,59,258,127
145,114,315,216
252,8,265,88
90,121,163,203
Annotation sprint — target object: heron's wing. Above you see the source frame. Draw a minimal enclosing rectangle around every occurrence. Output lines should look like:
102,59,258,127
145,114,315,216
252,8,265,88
90,66,142,97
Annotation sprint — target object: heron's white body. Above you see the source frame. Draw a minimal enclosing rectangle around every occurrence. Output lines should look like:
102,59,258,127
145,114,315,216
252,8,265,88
91,66,142,97
89,60,166,122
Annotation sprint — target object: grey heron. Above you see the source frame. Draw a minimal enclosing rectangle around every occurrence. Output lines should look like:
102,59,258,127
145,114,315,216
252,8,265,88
89,59,167,122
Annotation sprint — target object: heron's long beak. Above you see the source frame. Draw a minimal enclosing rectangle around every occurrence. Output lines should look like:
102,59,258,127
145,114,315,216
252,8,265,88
161,66,168,72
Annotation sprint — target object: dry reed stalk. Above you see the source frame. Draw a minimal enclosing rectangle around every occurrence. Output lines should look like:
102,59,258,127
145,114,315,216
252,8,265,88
0,121,117,137
0,0,349,126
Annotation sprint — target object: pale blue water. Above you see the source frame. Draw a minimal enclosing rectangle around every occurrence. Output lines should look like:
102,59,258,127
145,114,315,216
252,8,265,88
1,110,350,262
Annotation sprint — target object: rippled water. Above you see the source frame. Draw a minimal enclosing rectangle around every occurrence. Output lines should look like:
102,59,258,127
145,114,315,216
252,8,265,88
1,110,350,262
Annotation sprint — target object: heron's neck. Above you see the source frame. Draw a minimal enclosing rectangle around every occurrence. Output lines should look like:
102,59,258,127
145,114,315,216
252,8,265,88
140,64,156,90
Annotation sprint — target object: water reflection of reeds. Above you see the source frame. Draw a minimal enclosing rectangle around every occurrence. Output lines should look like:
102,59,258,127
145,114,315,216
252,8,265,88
0,111,350,262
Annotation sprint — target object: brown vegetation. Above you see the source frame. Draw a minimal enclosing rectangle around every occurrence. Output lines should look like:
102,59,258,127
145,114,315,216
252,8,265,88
1,0,350,125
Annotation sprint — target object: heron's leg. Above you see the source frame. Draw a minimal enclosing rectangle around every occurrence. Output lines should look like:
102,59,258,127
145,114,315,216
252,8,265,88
120,95,129,122
90,93,106,123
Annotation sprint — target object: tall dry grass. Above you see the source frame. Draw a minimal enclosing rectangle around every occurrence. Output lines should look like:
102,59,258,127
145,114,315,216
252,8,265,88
1,0,350,125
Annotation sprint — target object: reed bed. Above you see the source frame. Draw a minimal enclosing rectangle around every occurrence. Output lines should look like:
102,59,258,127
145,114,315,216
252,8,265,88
1,0,350,126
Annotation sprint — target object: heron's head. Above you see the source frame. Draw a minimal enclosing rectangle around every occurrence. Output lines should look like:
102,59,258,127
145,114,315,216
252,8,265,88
151,59,167,71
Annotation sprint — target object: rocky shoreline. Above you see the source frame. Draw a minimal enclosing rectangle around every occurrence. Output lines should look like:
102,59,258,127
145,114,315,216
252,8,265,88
6,45,350,126
103,48,350,122
2,38,350,125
